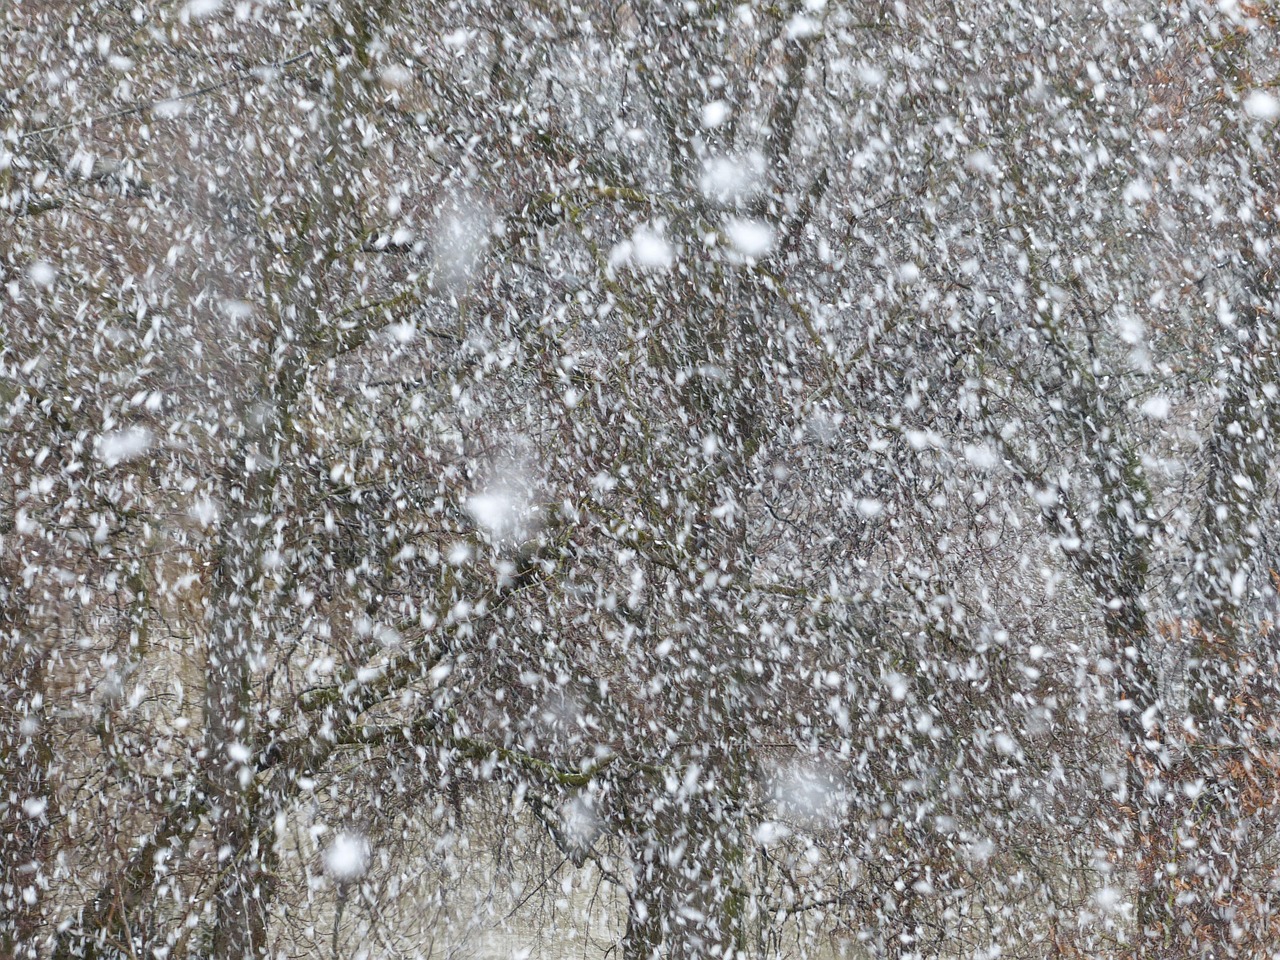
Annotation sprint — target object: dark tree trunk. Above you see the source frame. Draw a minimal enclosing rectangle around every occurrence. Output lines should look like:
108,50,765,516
1,571,50,960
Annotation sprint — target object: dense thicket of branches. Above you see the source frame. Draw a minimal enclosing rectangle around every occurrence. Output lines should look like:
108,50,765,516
4,1,1280,958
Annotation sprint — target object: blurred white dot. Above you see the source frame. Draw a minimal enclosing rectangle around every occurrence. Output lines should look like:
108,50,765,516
1244,90,1280,121
324,832,371,881
701,101,730,129
725,218,774,259
28,261,56,287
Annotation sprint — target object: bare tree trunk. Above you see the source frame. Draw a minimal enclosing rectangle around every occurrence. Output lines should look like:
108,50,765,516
1,568,50,960
1106,602,1166,958
205,527,267,960
203,398,294,959
622,788,751,960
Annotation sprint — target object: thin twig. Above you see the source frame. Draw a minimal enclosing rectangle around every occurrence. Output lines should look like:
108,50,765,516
21,51,314,140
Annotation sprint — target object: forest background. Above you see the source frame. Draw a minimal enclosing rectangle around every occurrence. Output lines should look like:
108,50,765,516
4,0,1280,958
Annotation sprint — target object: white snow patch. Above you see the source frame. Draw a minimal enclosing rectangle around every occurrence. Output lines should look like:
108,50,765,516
753,821,792,845
226,742,252,764
631,227,674,270
611,224,674,271
771,764,843,827
1244,90,1280,120
967,837,994,862
183,0,222,20
466,471,537,544
1094,886,1125,913
966,150,998,177
1123,178,1152,204
1033,487,1059,508
190,497,220,527
153,99,188,120
442,28,477,50
701,101,730,129
725,218,774,259
434,196,490,290
858,64,886,86
784,14,821,39
559,796,602,859
905,428,945,451
467,492,516,532
1231,567,1248,599
385,321,416,343
220,299,253,321
700,154,763,206
1140,396,1170,419
96,427,152,467
379,63,413,90
885,672,909,701
28,261,57,287
1116,313,1145,345
324,832,371,881
855,498,883,518
963,444,999,470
